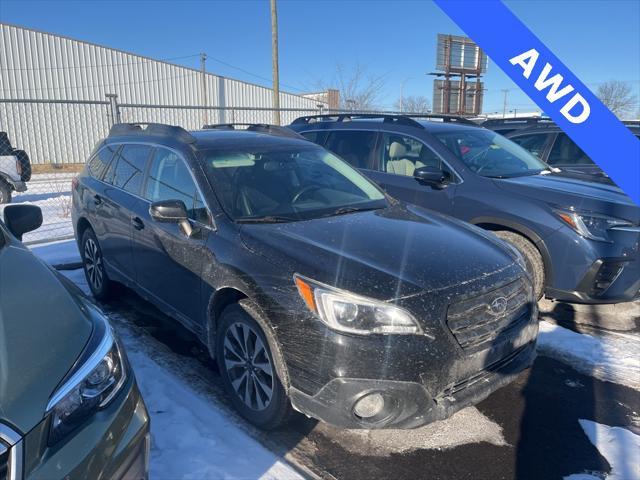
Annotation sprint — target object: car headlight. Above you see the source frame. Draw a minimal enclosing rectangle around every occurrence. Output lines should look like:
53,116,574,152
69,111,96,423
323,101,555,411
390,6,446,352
294,274,422,335
46,308,128,445
555,209,633,242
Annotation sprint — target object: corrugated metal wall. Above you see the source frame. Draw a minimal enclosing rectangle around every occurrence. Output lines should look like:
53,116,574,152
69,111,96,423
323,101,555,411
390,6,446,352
0,23,323,109
0,23,324,164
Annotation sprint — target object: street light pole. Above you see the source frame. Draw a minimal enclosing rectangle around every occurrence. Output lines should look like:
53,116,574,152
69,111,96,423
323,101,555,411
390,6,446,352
200,53,208,125
270,0,281,125
501,89,509,118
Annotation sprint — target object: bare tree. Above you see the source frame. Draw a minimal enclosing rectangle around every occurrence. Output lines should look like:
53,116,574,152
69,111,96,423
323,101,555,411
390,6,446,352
394,95,431,113
315,64,387,111
597,80,638,118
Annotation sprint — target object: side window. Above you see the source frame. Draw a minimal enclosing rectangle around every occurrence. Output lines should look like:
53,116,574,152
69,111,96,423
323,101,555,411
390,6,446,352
324,131,377,169
145,148,207,222
509,133,551,159
548,133,594,166
300,131,325,145
379,133,456,181
86,145,118,180
111,144,152,195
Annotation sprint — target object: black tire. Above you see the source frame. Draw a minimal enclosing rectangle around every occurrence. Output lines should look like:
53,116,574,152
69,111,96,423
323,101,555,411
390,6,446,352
13,150,32,182
0,178,12,204
80,228,112,300
216,302,292,430
495,230,545,300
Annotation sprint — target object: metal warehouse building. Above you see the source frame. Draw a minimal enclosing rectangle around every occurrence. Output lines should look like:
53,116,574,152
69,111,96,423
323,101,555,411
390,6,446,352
0,23,325,165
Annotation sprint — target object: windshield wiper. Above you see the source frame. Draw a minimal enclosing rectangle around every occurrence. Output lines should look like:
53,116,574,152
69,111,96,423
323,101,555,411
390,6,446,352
323,205,383,218
236,215,298,224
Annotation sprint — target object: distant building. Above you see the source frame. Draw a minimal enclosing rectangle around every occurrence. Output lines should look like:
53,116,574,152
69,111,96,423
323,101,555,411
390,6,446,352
301,90,340,110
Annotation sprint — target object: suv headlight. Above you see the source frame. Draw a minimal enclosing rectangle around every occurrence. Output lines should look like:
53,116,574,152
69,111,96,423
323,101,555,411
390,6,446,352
46,309,128,445
554,209,633,242
294,274,422,335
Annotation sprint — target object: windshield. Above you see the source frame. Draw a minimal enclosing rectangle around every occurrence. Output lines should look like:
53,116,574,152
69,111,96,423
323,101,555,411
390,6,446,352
200,145,387,222
433,129,550,178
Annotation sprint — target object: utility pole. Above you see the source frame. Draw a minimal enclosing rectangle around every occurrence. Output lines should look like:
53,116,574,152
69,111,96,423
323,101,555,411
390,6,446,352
501,89,509,118
200,53,208,125
270,0,281,125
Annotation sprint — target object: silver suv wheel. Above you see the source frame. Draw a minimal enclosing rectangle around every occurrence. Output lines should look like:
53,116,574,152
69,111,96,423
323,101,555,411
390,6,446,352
222,322,274,411
84,237,103,291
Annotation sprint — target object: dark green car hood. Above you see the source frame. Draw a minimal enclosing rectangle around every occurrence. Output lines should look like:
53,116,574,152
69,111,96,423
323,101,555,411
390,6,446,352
0,242,92,433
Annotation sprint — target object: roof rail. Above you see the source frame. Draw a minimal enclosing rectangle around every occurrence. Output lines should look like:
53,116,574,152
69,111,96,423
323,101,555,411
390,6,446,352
201,123,306,140
482,117,553,126
108,123,196,144
406,114,478,126
291,114,426,129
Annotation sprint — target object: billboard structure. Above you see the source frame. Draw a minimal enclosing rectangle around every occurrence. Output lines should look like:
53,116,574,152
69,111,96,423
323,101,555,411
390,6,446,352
431,34,487,115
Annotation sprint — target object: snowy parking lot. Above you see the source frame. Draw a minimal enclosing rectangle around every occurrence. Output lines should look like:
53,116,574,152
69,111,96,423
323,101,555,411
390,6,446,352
32,240,640,480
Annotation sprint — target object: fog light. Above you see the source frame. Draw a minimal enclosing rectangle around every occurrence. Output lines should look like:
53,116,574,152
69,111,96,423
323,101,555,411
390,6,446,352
353,393,385,418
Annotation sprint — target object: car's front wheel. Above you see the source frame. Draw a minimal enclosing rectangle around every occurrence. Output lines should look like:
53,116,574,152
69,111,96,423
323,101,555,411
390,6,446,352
81,228,112,300
495,230,545,300
216,302,292,430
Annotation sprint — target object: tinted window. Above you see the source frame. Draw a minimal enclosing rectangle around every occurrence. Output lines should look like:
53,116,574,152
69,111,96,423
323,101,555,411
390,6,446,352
200,145,386,222
378,132,456,180
509,133,551,159
145,148,204,222
324,131,377,169
86,145,117,179
110,144,152,194
300,131,322,144
547,133,595,166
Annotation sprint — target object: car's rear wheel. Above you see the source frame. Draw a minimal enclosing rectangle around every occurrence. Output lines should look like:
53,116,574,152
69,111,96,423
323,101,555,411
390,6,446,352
0,178,12,204
495,230,545,300
81,228,111,300
216,302,292,430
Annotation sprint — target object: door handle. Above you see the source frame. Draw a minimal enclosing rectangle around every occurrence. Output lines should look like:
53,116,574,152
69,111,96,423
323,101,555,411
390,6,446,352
132,217,145,231
93,194,102,206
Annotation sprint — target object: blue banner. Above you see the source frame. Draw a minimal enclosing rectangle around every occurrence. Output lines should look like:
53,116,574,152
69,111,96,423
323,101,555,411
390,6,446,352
435,0,640,205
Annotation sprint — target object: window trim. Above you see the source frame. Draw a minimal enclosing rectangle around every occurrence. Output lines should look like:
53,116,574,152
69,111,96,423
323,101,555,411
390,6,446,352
88,142,215,231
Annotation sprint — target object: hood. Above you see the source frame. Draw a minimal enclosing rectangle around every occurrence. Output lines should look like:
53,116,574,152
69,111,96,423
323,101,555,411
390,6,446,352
494,175,639,223
0,242,92,433
240,203,520,301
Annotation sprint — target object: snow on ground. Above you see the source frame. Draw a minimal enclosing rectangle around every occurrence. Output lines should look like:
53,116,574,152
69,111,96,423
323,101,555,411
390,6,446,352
538,321,640,390
0,173,74,244
565,420,640,480
32,243,303,480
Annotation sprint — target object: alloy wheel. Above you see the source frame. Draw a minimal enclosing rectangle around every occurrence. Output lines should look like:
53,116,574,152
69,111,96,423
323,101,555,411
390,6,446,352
84,237,103,291
223,322,274,411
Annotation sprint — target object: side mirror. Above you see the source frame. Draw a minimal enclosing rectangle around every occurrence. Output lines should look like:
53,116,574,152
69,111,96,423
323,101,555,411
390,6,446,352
150,200,194,237
3,204,43,241
414,166,447,188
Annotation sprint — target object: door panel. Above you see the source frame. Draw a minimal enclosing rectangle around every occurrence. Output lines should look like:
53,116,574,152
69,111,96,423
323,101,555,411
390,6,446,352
131,147,208,326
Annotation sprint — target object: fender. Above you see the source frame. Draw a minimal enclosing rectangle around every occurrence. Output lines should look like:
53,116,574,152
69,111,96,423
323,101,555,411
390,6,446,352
470,215,554,286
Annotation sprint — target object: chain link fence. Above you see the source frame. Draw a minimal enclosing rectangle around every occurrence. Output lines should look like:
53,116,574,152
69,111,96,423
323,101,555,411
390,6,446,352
0,97,362,244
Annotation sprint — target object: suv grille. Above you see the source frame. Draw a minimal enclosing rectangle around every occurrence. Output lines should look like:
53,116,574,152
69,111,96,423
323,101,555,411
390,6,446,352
447,277,532,350
0,441,9,480
0,425,21,480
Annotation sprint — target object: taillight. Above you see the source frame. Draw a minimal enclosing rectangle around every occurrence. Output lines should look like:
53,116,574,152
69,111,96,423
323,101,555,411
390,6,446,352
72,176,79,190
15,159,23,176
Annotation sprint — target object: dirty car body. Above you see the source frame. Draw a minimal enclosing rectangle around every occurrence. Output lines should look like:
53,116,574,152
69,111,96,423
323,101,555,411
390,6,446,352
0,204,149,479
71,124,537,429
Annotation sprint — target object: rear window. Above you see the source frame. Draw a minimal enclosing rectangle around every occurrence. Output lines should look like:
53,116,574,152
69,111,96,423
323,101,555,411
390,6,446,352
324,130,378,169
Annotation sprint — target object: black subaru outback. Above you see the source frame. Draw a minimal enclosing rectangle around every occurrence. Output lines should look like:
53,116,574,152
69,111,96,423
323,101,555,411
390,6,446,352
71,123,537,430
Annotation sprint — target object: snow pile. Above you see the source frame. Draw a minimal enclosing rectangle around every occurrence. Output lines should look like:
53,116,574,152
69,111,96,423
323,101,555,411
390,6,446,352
537,321,640,390
566,420,640,480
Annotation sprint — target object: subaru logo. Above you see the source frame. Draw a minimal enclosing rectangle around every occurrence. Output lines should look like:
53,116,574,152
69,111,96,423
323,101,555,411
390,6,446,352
489,296,508,316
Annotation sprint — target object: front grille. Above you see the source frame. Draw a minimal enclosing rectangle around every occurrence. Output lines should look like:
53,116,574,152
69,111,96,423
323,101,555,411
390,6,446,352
447,277,532,350
0,441,9,480
0,425,21,480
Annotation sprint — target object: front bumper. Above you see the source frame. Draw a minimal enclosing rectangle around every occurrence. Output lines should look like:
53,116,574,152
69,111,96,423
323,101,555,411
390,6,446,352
23,378,150,479
544,225,640,304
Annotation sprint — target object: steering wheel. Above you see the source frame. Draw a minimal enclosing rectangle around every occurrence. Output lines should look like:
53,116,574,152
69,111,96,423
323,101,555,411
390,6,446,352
291,185,323,204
